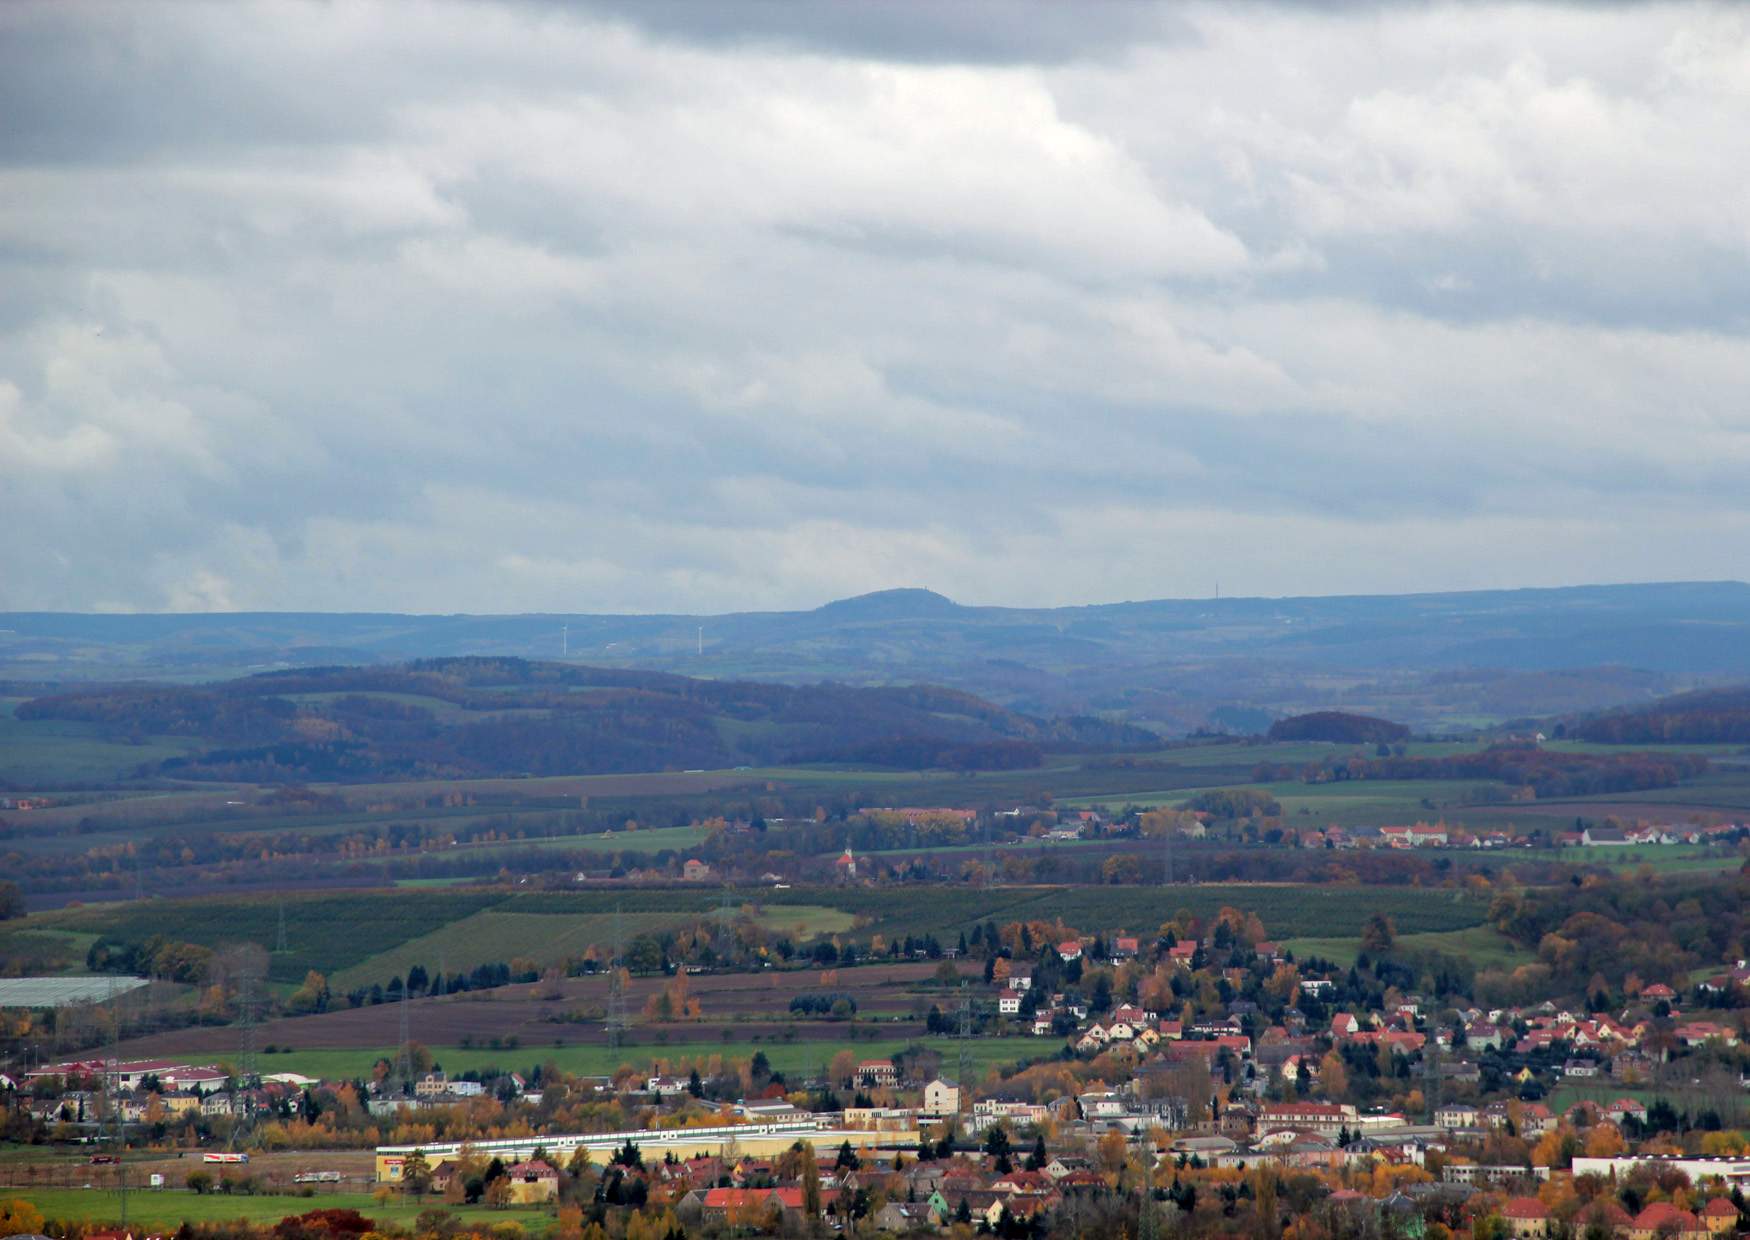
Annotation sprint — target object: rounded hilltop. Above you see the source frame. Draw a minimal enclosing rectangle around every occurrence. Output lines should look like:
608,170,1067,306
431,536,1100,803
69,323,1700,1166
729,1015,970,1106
811,588,961,622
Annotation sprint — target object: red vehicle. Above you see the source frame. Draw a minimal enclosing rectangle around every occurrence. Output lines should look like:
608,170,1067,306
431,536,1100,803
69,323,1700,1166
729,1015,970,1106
89,1154,120,1165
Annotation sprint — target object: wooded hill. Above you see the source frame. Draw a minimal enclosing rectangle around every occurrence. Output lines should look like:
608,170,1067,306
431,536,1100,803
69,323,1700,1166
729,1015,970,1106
8,581,1748,733
13,658,1157,784
1266,711,1410,743
1571,685,1750,744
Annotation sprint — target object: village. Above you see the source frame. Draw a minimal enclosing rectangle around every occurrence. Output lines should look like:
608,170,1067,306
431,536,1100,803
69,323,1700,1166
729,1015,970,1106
7,901,1749,1238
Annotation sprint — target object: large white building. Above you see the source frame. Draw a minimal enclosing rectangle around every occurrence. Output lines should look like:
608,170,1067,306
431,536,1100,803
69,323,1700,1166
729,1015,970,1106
1571,1154,1750,1186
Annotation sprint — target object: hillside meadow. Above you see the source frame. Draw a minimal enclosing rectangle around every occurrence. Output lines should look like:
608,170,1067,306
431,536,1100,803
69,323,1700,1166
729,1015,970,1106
220,1033,1052,1085
35,882,1490,1005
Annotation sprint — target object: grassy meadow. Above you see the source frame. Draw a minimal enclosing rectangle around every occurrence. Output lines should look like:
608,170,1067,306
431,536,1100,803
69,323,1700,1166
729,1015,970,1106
28,881,1491,994
1283,925,1533,970
246,1034,1050,1084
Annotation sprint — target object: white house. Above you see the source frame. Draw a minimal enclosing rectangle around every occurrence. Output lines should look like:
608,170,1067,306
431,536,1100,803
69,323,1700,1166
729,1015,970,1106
922,1078,960,1116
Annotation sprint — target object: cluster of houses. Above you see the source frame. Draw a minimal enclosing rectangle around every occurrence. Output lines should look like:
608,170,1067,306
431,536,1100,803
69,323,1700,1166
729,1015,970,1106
1423,986,1745,1061
1036,922,1748,1086
1557,823,1744,847
387,1086,1750,1236
8,1058,550,1130
1492,1194,1737,1239
654,1147,1139,1231
13,1035,1750,1237
1278,821,1743,850
14,1057,247,1125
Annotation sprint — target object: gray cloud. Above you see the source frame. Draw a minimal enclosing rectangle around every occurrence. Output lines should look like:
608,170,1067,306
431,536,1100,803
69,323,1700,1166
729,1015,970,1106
557,0,1192,66
1,0,1748,614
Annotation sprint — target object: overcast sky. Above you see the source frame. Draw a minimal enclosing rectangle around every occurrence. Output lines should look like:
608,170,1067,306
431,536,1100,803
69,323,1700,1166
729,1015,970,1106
4,1,1749,614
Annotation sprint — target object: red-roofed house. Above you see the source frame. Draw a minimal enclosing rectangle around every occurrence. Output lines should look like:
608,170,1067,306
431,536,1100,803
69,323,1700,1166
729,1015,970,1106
1629,1203,1705,1240
1700,1199,1738,1236
502,1160,558,1204
694,1187,810,1227
1503,1197,1550,1238
855,1059,898,1089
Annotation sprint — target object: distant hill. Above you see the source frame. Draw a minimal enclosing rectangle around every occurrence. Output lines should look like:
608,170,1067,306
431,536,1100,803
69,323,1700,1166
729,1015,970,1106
12,658,1156,784
1266,711,1410,744
5,581,1747,732
1570,685,1750,744
811,587,963,621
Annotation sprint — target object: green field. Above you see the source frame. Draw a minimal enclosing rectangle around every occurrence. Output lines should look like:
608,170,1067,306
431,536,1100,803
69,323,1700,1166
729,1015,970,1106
329,910,687,990
49,891,511,986
253,1034,1049,1083
518,825,711,854
2,1187,550,1233
1477,845,1743,875
0,699,203,786
750,905,859,938
30,888,856,991
1063,778,1499,825
383,825,714,864
1283,924,1533,970
0,924,100,974
34,884,1487,990
790,884,1489,943
1547,1080,1750,1127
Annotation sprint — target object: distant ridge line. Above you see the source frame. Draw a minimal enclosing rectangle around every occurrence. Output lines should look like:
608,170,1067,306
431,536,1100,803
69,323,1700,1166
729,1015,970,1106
3,578,1746,622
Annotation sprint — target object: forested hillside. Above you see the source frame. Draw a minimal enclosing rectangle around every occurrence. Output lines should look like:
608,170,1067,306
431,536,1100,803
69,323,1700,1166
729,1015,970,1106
1266,711,1409,743
12,658,1155,784
7,581,1746,732
1572,685,1750,743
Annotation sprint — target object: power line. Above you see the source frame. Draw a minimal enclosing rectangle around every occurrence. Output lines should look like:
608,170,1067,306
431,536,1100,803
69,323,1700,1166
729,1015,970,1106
231,967,258,1151
605,905,629,1050
110,981,128,1230
105,976,123,1158
395,982,412,1089
717,886,735,960
957,980,972,1109
1424,1032,1442,1122
1139,1184,1160,1240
